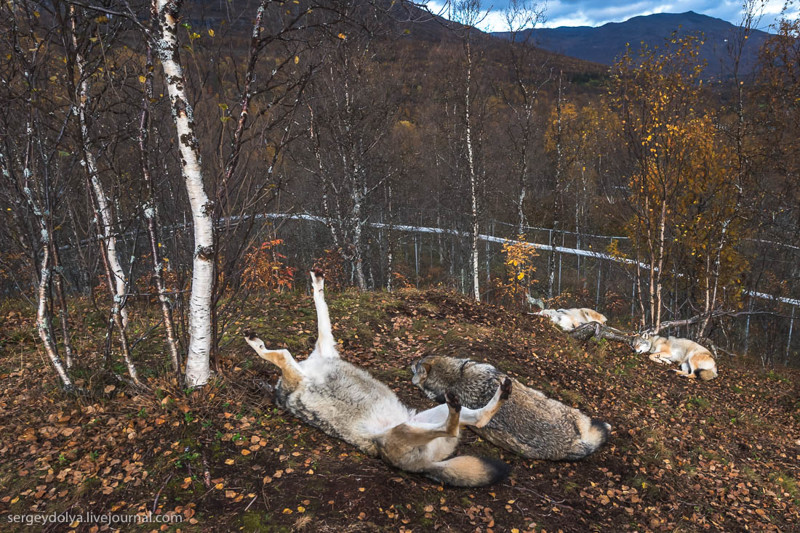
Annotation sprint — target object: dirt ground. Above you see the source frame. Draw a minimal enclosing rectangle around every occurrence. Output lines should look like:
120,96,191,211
1,288,798,532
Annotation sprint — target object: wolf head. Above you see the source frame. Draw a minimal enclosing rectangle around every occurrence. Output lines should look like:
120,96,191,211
411,356,502,408
632,333,653,354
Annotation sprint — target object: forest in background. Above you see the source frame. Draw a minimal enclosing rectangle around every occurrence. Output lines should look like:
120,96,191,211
1,0,799,390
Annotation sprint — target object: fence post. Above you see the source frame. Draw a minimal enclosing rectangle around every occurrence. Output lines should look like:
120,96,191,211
787,306,795,364
595,260,601,308
414,234,419,288
744,297,754,355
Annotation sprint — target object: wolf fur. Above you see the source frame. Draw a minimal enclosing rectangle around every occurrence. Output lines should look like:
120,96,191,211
633,333,718,381
535,308,608,331
411,356,611,461
244,271,512,487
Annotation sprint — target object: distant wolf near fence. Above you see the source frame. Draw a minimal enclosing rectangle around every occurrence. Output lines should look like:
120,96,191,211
244,270,512,487
534,308,609,332
411,356,612,461
633,333,719,381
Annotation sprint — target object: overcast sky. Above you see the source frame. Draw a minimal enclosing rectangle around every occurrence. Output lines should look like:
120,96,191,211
426,0,796,32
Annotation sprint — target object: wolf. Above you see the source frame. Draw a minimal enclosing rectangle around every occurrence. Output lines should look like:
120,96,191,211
633,333,718,381
244,270,512,487
535,308,608,331
411,356,611,461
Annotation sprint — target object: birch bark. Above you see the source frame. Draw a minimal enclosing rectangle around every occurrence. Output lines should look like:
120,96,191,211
156,0,214,387
70,7,129,328
140,14,181,374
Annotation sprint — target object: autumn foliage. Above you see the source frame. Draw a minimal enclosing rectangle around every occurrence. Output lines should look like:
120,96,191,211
497,236,538,309
241,239,296,293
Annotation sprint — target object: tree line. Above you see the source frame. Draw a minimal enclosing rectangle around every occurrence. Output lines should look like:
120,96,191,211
1,0,798,390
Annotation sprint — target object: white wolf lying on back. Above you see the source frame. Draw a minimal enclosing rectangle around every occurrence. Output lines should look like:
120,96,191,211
535,308,608,331
244,270,512,487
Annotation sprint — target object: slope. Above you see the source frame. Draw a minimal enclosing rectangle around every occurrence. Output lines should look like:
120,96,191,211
0,288,797,531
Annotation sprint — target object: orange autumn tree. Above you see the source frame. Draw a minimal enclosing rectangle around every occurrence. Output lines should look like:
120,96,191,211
676,115,748,336
612,34,746,333
241,239,296,294
498,236,538,309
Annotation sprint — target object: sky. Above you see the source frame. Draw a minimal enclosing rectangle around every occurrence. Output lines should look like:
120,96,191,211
425,0,797,32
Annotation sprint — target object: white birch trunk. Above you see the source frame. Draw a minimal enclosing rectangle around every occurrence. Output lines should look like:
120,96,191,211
36,243,73,388
464,39,480,302
70,8,128,328
156,0,214,387
141,36,181,374
21,180,73,389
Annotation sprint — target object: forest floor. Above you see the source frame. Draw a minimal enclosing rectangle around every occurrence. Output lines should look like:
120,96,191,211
1,288,799,532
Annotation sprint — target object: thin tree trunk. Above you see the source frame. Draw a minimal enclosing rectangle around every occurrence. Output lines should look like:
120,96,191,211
70,7,129,329
88,189,141,386
549,71,564,300
35,244,73,389
156,0,214,387
140,22,181,375
51,243,76,369
654,201,667,331
20,169,73,389
464,38,480,302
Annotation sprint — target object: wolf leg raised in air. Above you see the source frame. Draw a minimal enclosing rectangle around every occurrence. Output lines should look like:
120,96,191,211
244,270,511,486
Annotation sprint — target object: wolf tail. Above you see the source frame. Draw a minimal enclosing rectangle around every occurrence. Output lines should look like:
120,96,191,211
566,418,611,460
696,368,717,381
424,455,510,487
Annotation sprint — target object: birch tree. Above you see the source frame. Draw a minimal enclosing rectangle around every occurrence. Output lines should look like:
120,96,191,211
501,0,548,234
155,0,214,387
451,0,487,302
304,30,398,290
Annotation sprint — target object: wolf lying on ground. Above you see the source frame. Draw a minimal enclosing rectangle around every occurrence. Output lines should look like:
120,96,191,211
535,308,608,331
633,333,718,381
244,270,512,487
411,356,611,461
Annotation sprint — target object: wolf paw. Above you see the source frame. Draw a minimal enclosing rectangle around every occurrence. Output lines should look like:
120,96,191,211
500,377,512,400
445,391,461,413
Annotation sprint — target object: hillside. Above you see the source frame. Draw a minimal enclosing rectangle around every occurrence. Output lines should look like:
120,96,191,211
494,11,772,78
0,289,798,531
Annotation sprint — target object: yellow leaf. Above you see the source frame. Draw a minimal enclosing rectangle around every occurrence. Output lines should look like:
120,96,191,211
294,56,299,64
138,75,146,83
337,33,347,40
208,29,215,37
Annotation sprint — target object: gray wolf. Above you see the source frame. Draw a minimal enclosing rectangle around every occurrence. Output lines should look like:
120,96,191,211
633,333,718,381
244,270,512,486
535,308,608,331
411,356,611,460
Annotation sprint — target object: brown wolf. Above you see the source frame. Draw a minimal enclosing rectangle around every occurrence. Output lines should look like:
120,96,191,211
244,271,512,486
633,333,718,381
411,356,611,461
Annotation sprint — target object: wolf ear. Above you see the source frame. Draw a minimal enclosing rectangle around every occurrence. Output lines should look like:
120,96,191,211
412,360,431,376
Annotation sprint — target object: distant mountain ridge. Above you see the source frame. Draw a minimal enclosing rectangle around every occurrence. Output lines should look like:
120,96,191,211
493,11,772,78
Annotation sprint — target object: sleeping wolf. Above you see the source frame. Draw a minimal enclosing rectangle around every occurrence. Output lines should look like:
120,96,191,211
633,333,718,381
244,271,512,487
411,356,611,461
535,308,608,331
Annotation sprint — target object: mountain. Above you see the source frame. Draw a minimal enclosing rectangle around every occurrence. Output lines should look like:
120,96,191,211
493,11,772,78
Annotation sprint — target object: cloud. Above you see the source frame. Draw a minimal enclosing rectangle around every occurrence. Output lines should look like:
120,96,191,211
424,0,793,32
